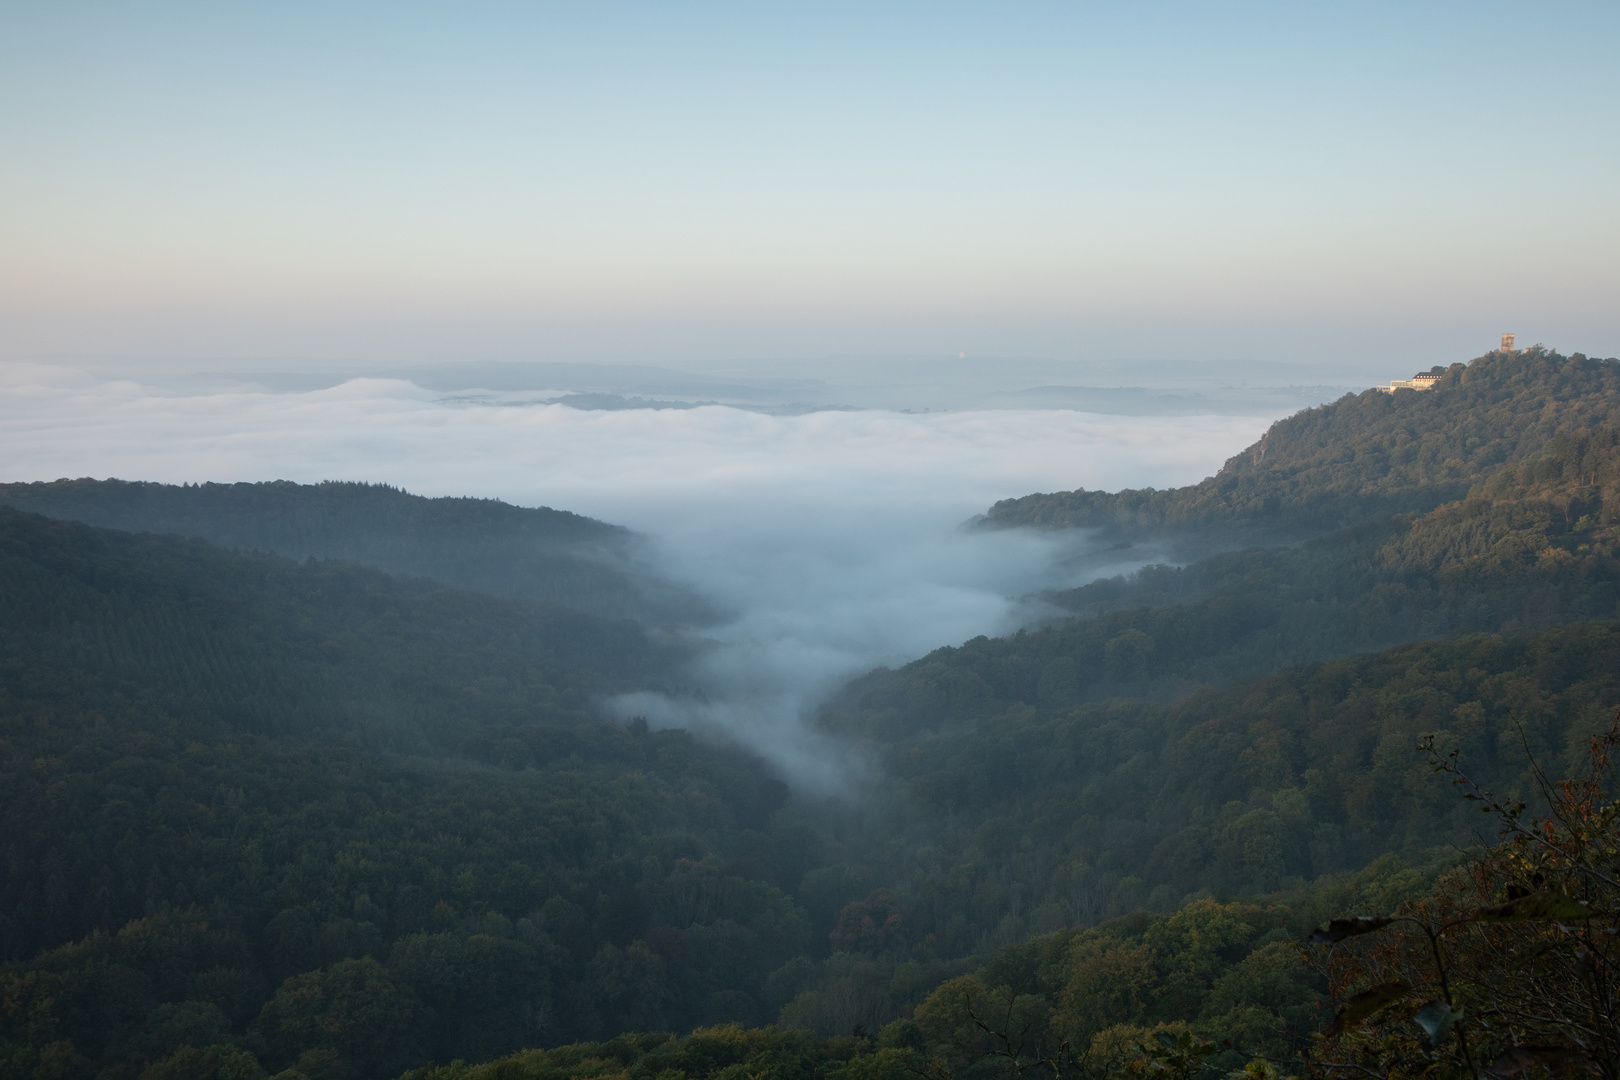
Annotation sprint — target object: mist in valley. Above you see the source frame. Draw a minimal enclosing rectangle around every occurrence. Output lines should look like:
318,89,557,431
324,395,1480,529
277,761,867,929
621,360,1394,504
0,358,1289,783
7,1,1620,1066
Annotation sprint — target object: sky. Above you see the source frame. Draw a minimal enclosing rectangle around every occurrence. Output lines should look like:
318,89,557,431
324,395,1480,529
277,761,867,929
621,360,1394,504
2,3,1615,778
2,1,1617,371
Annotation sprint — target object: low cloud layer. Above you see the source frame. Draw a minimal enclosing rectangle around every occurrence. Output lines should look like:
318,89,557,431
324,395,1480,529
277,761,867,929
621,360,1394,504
0,362,1276,787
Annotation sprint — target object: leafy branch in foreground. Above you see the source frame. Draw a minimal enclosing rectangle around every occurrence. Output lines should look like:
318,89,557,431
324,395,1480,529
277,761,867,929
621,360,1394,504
1305,718,1620,1080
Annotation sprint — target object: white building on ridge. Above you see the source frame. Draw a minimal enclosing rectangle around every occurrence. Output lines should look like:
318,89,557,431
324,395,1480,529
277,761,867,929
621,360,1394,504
1377,372,1443,393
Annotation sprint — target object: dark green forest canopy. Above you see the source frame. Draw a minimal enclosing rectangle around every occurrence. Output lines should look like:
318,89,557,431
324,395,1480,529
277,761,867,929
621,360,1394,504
0,478,707,623
6,496,1616,1078
953,422,1620,706
986,347,1620,544
0,507,823,1069
14,346,1620,1079
1386,424,1620,580
258,857,1434,1080
817,623,1620,942
837,521,1620,729
0,506,679,741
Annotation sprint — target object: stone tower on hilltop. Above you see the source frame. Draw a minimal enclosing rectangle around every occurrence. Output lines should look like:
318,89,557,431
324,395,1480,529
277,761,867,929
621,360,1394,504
1502,332,1516,352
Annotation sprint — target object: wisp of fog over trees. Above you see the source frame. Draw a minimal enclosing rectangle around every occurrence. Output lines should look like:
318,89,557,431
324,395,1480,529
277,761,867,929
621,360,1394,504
0,360,1276,782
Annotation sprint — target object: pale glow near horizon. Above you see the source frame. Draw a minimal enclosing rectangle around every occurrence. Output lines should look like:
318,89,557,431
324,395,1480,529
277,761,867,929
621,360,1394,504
2,2,1617,367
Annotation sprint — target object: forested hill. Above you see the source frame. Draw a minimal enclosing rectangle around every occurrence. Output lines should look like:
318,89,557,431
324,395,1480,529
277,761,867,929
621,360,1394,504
0,507,675,751
0,478,705,623
0,506,823,1064
10,530,1620,1079
7,502,1620,1078
843,418,1620,741
17,348,1620,1080
987,347,1620,541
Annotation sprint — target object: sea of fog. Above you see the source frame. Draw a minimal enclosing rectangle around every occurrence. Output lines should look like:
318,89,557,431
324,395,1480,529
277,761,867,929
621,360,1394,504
0,362,1283,785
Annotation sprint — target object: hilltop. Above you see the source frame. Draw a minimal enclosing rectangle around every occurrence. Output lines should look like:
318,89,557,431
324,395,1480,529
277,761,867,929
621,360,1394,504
0,479,707,624
987,347,1620,547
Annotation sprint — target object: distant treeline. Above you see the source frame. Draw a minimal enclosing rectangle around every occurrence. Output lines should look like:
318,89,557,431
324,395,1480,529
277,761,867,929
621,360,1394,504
0,478,709,623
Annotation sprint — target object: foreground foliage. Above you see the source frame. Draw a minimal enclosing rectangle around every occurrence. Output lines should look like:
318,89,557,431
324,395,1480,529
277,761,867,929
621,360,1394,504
1306,720,1620,1079
405,719,1620,1080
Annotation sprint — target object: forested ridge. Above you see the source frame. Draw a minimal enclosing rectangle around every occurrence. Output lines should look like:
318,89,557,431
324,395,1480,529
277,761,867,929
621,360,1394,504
0,507,829,1072
0,479,705,624
820,624,1620,928
798,348,1620,958
0,508,676,749
940,360,1620,703
11,346,1620,1080
987,347,1620,544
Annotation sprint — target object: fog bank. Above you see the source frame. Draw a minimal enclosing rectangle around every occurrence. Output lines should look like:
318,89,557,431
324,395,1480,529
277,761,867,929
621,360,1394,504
0,362,1277,785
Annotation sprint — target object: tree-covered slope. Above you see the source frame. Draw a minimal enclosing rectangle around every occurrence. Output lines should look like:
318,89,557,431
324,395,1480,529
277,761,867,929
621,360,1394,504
392,873,1397,1080
864,521,1620,718
0,507,672,748
0,479,705,623
756,350,1620,1042
16,348,1620,1079
0,508,820,1068
798,418,1620,969
987,348,1620,543
810,622,1620,969
1385,424,1620,580
7,502,1620,1078
953,403,1620,708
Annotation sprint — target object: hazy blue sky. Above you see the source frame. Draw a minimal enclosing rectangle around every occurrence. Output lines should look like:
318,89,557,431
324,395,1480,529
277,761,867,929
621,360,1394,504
2,1,1616,369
